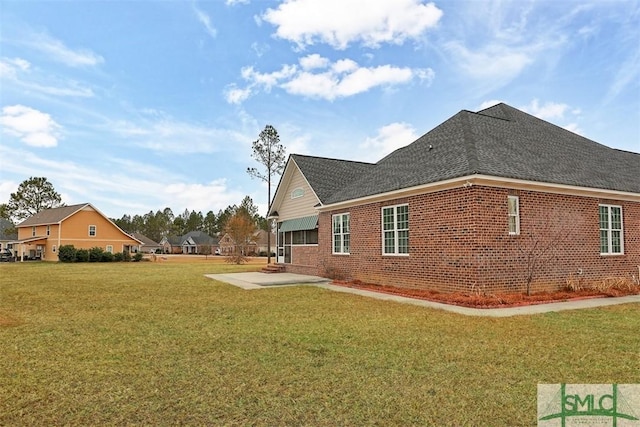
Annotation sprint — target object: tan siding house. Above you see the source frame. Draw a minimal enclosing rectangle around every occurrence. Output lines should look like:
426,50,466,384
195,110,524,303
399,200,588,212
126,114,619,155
15,203,141,261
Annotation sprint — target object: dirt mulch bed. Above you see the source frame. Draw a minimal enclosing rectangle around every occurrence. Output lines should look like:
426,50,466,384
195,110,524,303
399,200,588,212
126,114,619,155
331,280,640,309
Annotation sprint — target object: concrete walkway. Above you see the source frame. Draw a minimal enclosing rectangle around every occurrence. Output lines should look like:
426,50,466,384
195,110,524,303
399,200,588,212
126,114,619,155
205,272,640,317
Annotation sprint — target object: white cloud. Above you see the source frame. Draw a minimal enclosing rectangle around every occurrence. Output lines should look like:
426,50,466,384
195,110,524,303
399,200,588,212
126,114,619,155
300,53,330,70
194,6,217,38
359,122,418,161
445,41,532,83
224,85,253,104
0,145,246,217
250,42,269,57
262,0,443,50
0,105,62,147
163,181,244,213
227,55,433,102
0,57,95,97
520,99,569,120
0,180,19,206
0,57,30,79
520,99,584,136
478,100,504,110
562,123,584,136
24,32,104,67
110,115,250,154
605,47,640,104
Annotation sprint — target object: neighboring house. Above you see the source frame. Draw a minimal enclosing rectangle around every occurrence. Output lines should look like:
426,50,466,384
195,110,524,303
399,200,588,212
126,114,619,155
14,203,142,262
0,218,17,254
253,229,276,255
131,233,161,253
160,235,183,254
218,230,275,256
181,231,218,254
159,231,218,254
268,103,640,293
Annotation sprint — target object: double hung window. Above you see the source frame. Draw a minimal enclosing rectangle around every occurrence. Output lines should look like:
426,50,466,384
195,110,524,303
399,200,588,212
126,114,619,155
382,204,409,255
599,205,623,255
332,213,350,254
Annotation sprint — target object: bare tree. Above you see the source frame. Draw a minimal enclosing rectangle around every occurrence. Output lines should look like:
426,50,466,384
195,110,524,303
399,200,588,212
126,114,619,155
247,125,286,264
515,210,579,295
224,210,257,265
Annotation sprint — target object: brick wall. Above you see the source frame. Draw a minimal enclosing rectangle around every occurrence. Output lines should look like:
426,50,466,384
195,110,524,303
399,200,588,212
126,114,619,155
286,245,320,275
313,186,639,294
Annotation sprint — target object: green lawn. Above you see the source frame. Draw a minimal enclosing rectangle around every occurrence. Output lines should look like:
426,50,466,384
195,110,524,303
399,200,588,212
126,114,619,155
1,261,638,426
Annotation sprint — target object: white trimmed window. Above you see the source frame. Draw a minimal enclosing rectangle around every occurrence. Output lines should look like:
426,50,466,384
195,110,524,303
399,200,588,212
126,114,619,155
106,245,113,253
382,204,409,255
332,213,350,254
46,225,51,236
508,196,520,235
52,245,56,253
89,225,96,237
599,205,623,255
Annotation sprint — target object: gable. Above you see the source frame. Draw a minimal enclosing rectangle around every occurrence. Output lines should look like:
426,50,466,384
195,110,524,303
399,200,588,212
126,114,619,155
272,161,321,221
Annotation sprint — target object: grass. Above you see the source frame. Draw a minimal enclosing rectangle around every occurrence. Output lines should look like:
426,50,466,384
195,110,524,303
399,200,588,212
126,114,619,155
1,260,639,426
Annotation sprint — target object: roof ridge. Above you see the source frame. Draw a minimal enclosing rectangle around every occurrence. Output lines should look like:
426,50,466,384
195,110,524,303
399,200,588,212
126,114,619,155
292,153,375,166
459,111,480,174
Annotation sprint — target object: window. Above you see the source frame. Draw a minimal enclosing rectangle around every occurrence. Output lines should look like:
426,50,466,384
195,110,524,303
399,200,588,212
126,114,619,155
291,188,304,199
32,226,36,237
291,229,318,245
89,225,96,237
46,225,51,236
332,213,350,254
508,196,520,235
106,245,113,253
382,204,409,255
52,245,56,253
599,205,623,255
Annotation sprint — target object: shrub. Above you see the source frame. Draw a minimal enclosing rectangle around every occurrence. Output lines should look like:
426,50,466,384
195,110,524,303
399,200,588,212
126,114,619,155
122,251,131,262
101,251,114,262
132,252,144,262
113,252,124,262
89,247,104,262
76,249,89,262
58,245,77,262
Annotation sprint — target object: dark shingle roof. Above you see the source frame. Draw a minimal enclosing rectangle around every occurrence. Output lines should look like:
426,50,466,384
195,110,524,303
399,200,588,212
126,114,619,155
0,218,17,240
182,230,217,245
308,103,638,205
291,154,376,203
17,204,88,227
132,233,160,246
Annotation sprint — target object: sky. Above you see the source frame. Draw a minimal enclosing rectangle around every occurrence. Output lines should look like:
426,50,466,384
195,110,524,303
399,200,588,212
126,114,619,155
1,0,639,220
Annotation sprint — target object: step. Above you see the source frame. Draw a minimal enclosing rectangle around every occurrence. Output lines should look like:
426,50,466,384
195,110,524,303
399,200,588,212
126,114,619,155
261,264,285,273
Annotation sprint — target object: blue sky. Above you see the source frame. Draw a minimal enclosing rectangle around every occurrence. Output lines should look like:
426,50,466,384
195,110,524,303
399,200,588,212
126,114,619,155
1,0,639,219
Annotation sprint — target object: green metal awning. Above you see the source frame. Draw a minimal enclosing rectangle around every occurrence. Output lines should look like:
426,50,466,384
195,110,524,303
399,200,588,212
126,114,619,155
278,215,318,232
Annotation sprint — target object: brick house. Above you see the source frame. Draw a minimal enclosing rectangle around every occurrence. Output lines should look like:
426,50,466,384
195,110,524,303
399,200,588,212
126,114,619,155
14,203,142,262
159,231,218,255
268,103,640,293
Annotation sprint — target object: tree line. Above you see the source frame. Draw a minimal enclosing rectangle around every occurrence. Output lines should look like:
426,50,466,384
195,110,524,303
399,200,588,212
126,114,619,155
111,195,268,243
